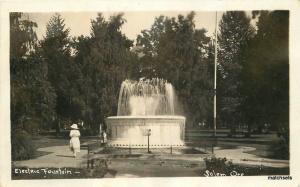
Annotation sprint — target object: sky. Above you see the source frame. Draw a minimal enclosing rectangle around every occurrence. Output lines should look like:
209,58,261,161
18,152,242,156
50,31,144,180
25,11,223,42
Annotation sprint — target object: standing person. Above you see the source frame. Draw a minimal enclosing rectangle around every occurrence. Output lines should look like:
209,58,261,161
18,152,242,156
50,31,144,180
69,124,81,158
99,123,103,142
103,131,107,143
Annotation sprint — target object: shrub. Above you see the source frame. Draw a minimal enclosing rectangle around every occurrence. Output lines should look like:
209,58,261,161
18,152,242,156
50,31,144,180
82,159,109,178
269,130,289,160
270,139,289,159
204,157,234,174
23,119,40,135
11,129,36,161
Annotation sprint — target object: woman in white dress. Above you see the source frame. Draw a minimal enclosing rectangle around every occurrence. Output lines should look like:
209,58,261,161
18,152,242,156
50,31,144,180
69,124,81,158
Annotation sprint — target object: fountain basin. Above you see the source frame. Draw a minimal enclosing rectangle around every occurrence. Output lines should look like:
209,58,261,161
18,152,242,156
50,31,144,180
106,116,185,147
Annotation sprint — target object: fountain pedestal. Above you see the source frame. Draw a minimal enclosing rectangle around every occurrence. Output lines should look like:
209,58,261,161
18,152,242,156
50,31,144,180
106,116,185,147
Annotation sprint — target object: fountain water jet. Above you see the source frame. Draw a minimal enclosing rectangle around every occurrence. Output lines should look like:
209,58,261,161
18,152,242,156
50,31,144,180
106,78,185,147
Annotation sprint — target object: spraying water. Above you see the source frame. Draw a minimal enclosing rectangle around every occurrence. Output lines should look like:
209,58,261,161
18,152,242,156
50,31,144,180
117,78,175,116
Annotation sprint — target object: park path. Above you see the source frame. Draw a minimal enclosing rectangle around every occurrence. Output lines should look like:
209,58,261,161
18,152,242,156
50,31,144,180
213,146,289,168
13,145,88,168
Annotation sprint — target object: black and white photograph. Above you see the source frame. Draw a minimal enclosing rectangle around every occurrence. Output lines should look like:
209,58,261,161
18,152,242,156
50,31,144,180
0,0,300,186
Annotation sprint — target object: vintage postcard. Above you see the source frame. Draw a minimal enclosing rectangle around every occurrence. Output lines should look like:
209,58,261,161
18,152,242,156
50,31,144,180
0,0,300,187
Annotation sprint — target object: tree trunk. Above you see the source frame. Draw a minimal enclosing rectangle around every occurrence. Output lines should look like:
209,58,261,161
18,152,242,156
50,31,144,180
56,118,61,136
246,122,251,138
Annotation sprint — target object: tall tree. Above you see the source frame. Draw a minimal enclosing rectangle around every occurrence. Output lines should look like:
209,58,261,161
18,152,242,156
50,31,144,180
10,13,56,133
217,11,255,132
73,13,137,131
240,11,289,133
40,13,83,132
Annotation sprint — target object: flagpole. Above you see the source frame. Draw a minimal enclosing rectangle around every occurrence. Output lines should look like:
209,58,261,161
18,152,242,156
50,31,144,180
213,12,218,137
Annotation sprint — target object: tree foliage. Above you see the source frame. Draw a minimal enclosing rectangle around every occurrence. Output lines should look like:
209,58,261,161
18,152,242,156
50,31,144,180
10,11,289,136
10,13,56,132
10,13,56,160
240,11,289,132
72,13,137,131
137,12,213,127
217,11,255,130
40,13,83,132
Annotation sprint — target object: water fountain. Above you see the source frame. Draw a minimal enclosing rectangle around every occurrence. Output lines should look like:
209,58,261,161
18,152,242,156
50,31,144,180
105,78,185,147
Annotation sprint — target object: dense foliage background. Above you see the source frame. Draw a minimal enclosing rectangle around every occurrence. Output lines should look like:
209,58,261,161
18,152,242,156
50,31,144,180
10,11,289,150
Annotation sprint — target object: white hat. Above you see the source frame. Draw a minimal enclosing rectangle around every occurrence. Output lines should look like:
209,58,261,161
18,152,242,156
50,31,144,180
70,124,78,129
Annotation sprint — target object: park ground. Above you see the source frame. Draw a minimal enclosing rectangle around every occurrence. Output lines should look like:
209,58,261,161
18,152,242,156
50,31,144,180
12,130,289,179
